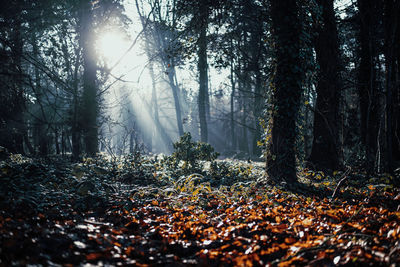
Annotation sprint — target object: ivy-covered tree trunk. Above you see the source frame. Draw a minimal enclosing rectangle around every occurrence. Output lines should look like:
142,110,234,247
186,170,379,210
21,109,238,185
266,0,302,183
197,1,209,143
308,0,342,171
80,1,98,156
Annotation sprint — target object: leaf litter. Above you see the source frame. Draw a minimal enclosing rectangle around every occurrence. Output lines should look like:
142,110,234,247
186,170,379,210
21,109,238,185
1,153,400,266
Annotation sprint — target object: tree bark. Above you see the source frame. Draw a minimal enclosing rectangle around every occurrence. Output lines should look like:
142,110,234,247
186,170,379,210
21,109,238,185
252,73,263,156
391,1,400,162
384,0,400,172
31,36,49,156
357,0,381,172
71,51,81,161
10,9,25,154
197,1,209,143
230,51,236,151
166,62,184,137
245,0,264,157
267,0,302,183
80,1,98,156
308,0,342,171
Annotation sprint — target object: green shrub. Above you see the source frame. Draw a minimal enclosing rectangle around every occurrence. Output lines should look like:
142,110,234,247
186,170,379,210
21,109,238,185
169,132,219,172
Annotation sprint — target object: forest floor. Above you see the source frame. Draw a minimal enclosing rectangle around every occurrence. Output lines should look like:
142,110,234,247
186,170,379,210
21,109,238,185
1,152,400,266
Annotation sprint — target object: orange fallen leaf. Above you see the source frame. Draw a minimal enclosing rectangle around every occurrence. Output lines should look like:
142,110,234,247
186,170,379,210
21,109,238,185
86,252,103,261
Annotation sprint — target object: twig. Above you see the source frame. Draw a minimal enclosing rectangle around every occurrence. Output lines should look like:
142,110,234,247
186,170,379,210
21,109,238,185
331,167,351,199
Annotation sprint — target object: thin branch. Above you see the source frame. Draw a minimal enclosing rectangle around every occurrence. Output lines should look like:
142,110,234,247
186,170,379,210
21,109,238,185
331,167,352,199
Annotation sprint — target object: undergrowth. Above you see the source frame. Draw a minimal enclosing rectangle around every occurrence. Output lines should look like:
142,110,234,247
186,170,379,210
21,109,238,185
1,139,400,266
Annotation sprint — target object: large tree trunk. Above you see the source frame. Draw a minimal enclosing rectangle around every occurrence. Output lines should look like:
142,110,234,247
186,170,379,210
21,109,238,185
308,0,342,171
384,0,400,171
357,0,382,172
391,1,400,163
266,0,302,183
80,1,98,156
197,1,209,143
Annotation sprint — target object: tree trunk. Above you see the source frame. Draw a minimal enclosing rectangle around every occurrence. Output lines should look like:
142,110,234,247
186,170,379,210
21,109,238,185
129,130,134,154
244,0,264,157
11,12,25,154
252,73,262,156
80,1,98,156
391,1,400,162
357,0,381,172
149,61,173,152
135,0,175,152
167,62,184,137
384,0,400,172
71,47,81,161
143,0,185,139
230,53,236,151
267,0,302,183
308,0,342,171
31,37,49,156
61,129,66,156
55,128,60,154
239,98,249,153
197,1,209,143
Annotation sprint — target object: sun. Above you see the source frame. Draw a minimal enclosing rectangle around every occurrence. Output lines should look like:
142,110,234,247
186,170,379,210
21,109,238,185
97,30,129,65
96,27,150,85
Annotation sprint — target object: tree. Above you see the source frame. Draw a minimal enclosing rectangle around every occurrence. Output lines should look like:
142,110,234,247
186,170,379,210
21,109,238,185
266,0,302,183
357,0,384,173
208,0,268,156
77,0,127,156
196,0,210,143
384,0,400,172
137,0,185,139
79,1,99,156
0,1,26,153
243,0,265,157
308,0,342,171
